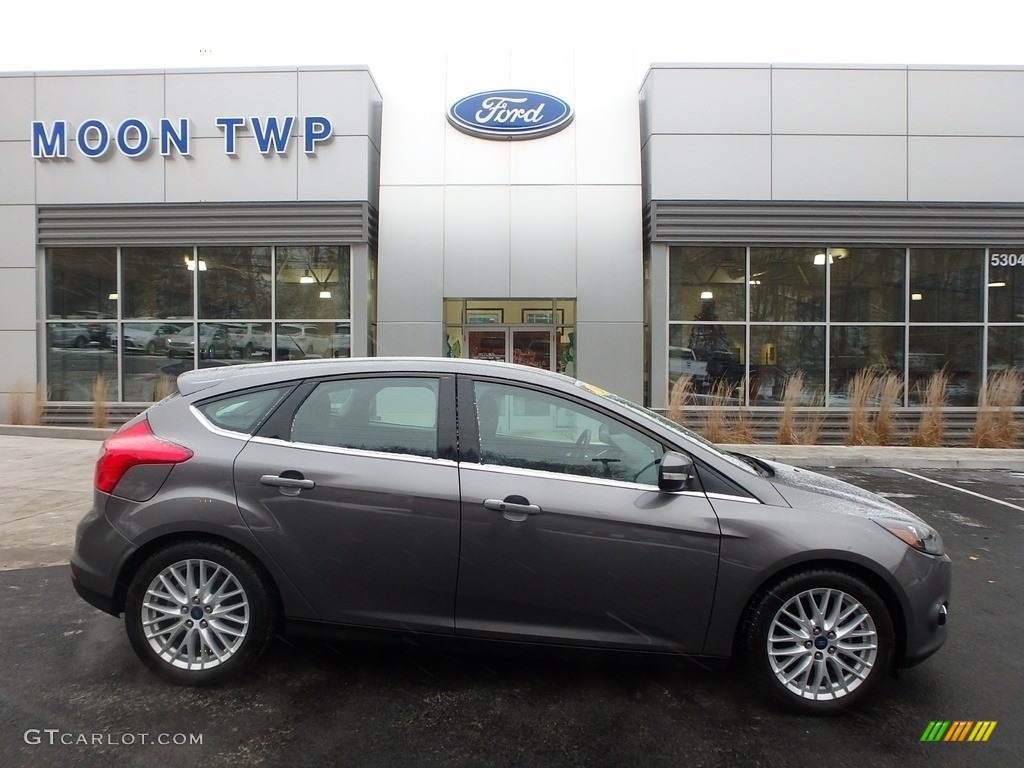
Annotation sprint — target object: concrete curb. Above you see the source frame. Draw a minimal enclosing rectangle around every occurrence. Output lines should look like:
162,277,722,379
720,444,1024,470
0,424,114,441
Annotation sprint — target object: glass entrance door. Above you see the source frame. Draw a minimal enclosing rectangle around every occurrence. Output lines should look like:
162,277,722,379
466,328,554,370
466,329,507,362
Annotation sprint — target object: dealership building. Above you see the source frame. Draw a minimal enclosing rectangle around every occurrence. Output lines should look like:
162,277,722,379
1,56,1022,421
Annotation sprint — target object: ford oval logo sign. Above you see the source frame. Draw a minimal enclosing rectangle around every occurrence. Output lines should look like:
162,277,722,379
447,90,574,141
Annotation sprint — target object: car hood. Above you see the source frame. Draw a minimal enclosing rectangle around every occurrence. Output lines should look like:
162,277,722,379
759,459,923,524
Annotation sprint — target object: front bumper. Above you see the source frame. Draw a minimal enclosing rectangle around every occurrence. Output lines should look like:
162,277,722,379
894,548,953,667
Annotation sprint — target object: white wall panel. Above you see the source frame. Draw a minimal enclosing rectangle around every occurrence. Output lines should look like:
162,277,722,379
773,136,907,200
376,186,444,322
0,331,36,406
0,206,35,268
35,73,164,128
576,186,643,322
35,148,164,204
910,70,1024,136
575,51,642,185
375,321,443,357
165,71,298,139
297,137,375,202
574,321,644,402
645,134,772,201
772,68,907,135
442,185,511,297
377,53,447,186
164,137,296,202
640,66,771,137
510,186,577,297
0,77,34,141
297,68,379,138
0,143,35,204
909,137,1024,202
0,269,35,329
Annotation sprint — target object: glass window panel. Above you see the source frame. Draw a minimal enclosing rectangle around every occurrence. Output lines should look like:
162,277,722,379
46,328,116,401
987,247,1024,323
46,248,117,323
668,324,746,392
829,326,905,405
750,248,826,322
276,246,350,320
987,326,1024,376
329,322,351,358
910,248,983,323
908,326,981,406
274,322,333,360
122,247,194,321
750,325,825,405
119,323,189,401
669,246,746,322
198,246,272,319
830,247,905,322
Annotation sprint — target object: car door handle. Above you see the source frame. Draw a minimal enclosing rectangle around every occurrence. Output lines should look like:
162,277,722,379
260,474,315,490
484,498,541,515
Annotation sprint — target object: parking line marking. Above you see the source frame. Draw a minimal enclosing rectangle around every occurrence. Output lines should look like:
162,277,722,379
893,469,1024,512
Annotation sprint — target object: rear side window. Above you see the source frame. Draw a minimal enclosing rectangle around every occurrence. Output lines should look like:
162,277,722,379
196,386,292,434
291,377,439,458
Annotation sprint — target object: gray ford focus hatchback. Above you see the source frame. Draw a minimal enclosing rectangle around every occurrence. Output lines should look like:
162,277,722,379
71,358,950,713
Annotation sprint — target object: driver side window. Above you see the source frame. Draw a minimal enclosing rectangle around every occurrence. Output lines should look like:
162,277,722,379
474,381,664,484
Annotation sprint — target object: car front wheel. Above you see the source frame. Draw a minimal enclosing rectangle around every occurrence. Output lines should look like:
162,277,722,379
743,570,894,714
124,541,276,685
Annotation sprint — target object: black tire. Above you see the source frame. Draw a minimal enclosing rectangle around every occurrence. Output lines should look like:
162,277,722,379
146,341,156,355
742,569,894,715
124,540,277,686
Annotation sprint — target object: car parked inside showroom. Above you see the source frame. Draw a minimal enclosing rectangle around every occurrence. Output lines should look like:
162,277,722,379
70,358,950,713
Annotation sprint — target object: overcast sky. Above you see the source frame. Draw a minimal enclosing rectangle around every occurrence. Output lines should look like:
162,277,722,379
3,0,1021,83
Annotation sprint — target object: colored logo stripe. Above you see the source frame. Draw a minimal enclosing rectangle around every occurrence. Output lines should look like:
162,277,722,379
920,721,996,742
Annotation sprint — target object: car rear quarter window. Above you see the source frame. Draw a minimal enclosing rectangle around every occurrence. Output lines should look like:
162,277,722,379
196,386,292,434
291,377,440,458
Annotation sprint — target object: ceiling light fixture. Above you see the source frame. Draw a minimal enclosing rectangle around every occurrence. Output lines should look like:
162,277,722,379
700,290,714,300
300,270,316,284
319,290,332,299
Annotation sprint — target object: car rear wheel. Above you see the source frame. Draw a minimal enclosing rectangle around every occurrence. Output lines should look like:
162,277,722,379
124,541,276,685
743,570,894,714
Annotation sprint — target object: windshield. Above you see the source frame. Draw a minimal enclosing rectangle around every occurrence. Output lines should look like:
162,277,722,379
574,381,760,476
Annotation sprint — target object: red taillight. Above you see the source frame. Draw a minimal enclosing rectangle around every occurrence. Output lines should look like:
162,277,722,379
94,419,193,494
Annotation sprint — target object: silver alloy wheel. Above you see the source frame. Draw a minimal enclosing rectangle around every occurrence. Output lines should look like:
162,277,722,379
141,558,251,670
766,587,878,701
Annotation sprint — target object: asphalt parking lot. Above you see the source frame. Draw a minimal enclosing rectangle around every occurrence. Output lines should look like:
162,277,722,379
1,435,1022,768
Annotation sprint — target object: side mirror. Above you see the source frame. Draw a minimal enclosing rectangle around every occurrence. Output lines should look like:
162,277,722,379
659,451,695,492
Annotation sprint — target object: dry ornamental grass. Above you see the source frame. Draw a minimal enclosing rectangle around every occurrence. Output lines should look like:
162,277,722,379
970,370,1023,448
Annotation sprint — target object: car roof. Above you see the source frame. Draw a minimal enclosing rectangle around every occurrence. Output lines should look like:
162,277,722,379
174,357,578,397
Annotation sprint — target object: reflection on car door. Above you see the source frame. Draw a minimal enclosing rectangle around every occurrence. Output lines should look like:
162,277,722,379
455,380,722,653
232,375,461,632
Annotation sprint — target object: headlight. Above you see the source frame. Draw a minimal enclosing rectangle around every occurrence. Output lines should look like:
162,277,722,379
874,518,945,556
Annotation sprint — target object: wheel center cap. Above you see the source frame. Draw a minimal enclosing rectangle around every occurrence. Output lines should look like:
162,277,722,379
190,607,204,620
814,636,828,650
